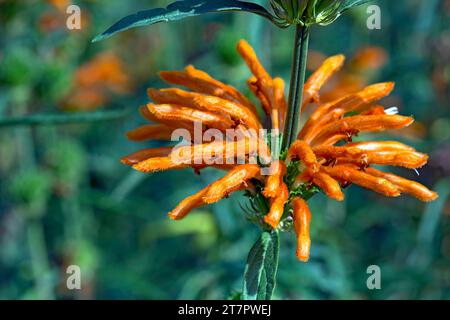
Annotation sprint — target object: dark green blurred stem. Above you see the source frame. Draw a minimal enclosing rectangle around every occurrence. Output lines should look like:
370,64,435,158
0,109,131,127
282,25,310,150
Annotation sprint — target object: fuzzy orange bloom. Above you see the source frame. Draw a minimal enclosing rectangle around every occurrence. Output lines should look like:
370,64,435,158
203,164,261,204
309,169,344,201
264,182,289,229
292,197,312,262
263,161,286,198
148,88,261,130
299,82,395,140
287,140,320,173
160,65,257,114
122,40,437,262
322,165,401,197
126,124,175,142
302,54,345,111
237,40,287,130
365,168,438,202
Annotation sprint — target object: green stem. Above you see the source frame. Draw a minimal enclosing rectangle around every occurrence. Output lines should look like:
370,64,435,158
282,25,310,150
0,109,131,127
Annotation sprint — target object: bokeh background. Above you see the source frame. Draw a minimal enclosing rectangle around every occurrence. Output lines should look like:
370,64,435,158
0,0,449,299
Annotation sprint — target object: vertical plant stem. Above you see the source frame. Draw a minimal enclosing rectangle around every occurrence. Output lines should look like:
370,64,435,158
282,25,310,150
27,220,54,299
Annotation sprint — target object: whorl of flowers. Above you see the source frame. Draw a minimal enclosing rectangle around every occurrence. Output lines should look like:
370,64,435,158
122,40,438,262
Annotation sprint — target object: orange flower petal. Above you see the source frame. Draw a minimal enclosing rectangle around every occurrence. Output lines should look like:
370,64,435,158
237,40,272,86
159,66,258,115
292,197,312,262
315,141,427,169
310,169,344,201
264,182,289,228
185,65,258,115
299,82,395,140
365,168,438,202
203,164,260,204
132,157,189,173
273,77,287,130
148,88,261,130
248,76,271,115
121,147,174,165
262,160,286,198
322,165,400,197
170,138,261,165
360,151,428,169
288,140,320,173
302,54,345,111
146,103,234,131
309,115,414,146
237,40,278,119
126,124,174,141
168,186,210,220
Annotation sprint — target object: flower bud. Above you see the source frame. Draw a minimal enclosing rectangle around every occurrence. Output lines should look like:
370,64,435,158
270,0,357,27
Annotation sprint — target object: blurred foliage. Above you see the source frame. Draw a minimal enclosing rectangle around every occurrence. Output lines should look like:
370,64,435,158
0,0,449,300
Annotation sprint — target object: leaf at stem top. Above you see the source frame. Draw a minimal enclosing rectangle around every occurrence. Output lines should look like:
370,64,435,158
92,0,283,43
242,230,279,300
339,0,373,12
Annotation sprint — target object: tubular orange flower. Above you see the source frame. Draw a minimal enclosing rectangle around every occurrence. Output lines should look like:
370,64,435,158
365,168,438,202
146,103,235,131
287,140,319,173
122,40,438,262
159,65,257,114
299,82,395,140
126,124,175,142
309,169,344,201
237,40,287,130
203,164,261,204
148,88,261,130
263,161,286,198
292,197,312,262
322,165,401,197
302,54,345,111
264,182,289,229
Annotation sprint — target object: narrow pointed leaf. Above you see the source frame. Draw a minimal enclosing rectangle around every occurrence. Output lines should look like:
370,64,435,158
93,0,281,43
339,0,372,12
242,230,279,300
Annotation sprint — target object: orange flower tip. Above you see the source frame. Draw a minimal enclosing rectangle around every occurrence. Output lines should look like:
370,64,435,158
120,157,135,166
401,116,415,127
263,216,280,229
146,88,158,99
262,189,277,199
329,54,346,66
236,39,249,50
167,212,184,221
296,241,311,262
296,252,310,263
385,81,395,92
125,131,141,141
333,193,345,202
421,191,439,202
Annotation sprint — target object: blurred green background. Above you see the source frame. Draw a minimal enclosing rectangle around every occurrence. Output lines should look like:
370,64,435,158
0,0,449,299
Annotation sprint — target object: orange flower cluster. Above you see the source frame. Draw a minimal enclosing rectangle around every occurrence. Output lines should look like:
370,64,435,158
123,40,438,262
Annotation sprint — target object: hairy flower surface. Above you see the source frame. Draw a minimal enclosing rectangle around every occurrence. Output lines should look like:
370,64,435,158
123,40,438,262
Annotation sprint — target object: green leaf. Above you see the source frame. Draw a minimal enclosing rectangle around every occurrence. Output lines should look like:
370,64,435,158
339,0,372,12
242,230,279,300
93,0,281,43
